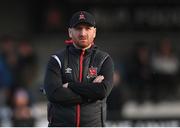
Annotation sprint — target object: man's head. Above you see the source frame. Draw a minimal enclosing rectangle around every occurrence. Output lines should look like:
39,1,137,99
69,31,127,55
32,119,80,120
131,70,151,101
68,11,96,49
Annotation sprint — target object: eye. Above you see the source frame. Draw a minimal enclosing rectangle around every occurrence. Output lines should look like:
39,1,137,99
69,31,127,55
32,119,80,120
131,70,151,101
85,27,91,30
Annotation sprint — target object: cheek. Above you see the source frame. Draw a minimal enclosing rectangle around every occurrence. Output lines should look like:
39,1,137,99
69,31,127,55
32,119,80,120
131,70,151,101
71,33,78,39
89,33,95,40
93,33,95,38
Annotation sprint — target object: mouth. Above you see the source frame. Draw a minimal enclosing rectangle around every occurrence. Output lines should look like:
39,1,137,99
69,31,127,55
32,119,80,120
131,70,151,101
79,39,87,42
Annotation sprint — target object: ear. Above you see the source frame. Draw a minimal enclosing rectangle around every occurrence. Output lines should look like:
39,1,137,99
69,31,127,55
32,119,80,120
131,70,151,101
68,28,72,38
93,28,96,38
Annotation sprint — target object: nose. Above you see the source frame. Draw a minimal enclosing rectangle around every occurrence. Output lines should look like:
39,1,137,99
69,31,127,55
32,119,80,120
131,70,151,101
80,28,86,36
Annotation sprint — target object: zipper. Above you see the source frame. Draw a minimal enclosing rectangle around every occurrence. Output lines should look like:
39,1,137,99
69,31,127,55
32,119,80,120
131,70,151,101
76,50,85,127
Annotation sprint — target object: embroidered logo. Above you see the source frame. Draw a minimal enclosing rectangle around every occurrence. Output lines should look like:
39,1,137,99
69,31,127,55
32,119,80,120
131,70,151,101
87,66,97,78
79,12,85,20
65,67,72,74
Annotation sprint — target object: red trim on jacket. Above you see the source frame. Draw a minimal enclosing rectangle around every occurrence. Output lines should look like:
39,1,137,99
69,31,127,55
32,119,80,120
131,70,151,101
76,50,85,127
79,50,85,82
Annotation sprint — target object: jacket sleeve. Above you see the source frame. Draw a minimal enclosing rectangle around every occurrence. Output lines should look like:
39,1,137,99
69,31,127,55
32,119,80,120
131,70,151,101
68,56,114,100
44,56,84,105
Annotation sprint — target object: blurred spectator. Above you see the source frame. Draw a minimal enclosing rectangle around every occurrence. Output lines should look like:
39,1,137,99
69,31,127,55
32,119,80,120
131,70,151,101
11,88,35,127
107,68,124,121
151,38,180,101
0,35,18,106
126,41,152,104
0,35,17,89
0,35,18,126
16,39,38,90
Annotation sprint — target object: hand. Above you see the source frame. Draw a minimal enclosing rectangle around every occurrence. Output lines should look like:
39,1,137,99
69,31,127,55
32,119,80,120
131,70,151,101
93,75,104,83
63,83,68,88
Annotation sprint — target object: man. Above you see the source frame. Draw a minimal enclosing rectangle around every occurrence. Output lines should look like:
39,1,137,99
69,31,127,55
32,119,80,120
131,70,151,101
44,11,114,127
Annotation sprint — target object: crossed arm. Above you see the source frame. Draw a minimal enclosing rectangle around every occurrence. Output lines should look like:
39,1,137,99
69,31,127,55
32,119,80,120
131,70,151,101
44,57,83,105
44,56,114,105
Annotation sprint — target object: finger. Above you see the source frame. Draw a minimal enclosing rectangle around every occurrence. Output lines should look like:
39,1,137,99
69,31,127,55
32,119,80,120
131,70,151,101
101,76,104,80
96,76,104,82
93,76,102,82
93,76,104,83
97,76,104,80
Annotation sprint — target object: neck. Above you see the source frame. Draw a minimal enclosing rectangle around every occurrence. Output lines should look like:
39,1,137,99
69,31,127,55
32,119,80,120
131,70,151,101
73,43,92,50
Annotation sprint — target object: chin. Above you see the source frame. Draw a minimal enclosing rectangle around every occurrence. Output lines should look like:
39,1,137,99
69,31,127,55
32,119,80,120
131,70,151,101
80,45,88,49
79,43,89,48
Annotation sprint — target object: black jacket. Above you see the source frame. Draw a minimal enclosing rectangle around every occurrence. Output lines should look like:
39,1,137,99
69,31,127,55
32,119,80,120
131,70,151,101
44,44,114,127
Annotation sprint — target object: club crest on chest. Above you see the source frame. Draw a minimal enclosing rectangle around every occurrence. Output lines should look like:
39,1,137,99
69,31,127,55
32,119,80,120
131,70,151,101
87,66,98,79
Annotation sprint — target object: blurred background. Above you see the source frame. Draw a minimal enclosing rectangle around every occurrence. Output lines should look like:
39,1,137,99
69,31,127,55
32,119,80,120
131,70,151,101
1,0,180,126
